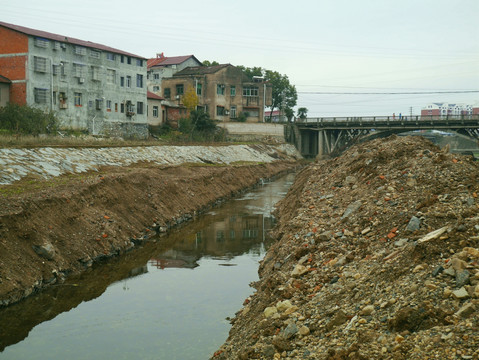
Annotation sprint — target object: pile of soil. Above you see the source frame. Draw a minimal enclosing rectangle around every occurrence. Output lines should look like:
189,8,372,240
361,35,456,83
214,135,479,359
0,160,299,307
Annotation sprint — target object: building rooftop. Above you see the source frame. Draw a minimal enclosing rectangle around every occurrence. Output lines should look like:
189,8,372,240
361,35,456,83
0,75,11,83
147,54,201,69
0,21,146,59
147,91,164,100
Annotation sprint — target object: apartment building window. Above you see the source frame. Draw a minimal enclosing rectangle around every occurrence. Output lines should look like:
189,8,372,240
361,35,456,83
153,106,159,117
74,92,82,106
127,57,132,65
34,38,49,48
92,66,100,81
164,88,171,99
34,56,47,73
126,76,131,88
153,86,160,92
243,86,259,96
74,46,87,56
107,69,116,84
136,59,143,66
217,84,225,95
121,103,125,113
90,50,101,59
136,74,143,88
73,63,85,77
230,86,236,96
137,102,144,115
176,84,184,95
115,103,118,112
95,99,103,110
154,73,160,80
34,88,47,104
216,105,225,116
52,64,60,75
196,83,202,96
106,100,112,112
106,53,115,61
230,106,237,118
120,76,125,87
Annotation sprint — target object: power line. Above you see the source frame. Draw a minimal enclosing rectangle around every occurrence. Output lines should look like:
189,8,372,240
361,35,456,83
298,90,479,95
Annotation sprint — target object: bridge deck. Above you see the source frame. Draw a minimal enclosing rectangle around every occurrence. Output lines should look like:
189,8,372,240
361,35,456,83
297,115,479,130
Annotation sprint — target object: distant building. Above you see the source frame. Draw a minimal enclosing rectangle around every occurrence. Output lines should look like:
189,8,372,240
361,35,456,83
0,21,148,138
161,64,272,123
147,91,164,127
147,53,202,95
421,102,473,117
264,110,288,123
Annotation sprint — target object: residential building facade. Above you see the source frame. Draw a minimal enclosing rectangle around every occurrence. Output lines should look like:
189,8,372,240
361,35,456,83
421,102,474,117
147,53,202,95
0,21,148,138
161,64,272,123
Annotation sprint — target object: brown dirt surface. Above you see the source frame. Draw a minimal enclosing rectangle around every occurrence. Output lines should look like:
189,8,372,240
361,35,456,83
213,135,479,360
0,160,299,307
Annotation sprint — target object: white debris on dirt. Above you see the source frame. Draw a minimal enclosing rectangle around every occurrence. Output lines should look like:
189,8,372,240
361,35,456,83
213,135,479,360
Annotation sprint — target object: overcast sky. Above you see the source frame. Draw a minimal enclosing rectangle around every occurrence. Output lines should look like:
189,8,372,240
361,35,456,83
2,0,479,116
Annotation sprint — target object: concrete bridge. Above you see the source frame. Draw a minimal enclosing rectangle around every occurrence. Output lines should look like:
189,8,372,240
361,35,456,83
285,115,479,157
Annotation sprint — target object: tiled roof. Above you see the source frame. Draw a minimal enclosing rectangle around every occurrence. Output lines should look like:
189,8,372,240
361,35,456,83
0,21,146,59
147,91,164,100
173,64,230,76
0,75,12,83
147,55,201,69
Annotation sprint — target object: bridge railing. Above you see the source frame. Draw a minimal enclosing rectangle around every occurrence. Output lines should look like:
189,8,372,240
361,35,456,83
297,114,479,123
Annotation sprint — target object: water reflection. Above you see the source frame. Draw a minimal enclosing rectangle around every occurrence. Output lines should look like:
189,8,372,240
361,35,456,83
0,173,295,359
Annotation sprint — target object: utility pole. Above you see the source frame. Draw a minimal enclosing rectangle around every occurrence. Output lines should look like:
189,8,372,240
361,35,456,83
409,106,413,117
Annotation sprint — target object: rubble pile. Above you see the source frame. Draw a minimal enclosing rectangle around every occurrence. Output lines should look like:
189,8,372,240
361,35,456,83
214,135,479,359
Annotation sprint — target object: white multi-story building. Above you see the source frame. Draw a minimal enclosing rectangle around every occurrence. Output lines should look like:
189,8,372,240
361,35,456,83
0,21,148,138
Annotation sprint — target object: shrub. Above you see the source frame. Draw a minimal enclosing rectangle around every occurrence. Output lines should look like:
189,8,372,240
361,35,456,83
0,103,58,135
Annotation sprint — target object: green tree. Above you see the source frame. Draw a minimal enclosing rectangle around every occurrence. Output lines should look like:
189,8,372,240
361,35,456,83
297,107,308,120
202,60,220,66
264,70,297,122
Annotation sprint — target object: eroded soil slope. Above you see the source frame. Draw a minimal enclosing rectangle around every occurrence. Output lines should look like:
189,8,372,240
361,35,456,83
214,135,479,360
0,160,298,306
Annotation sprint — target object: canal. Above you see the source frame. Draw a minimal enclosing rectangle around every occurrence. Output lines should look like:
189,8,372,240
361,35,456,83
0,173,295,360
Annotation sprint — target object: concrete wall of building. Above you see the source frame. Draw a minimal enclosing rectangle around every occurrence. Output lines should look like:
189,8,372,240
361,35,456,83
0,25,148,138
161,65,271,124
26,37,148,135
147,57,201,95
147,97,163,126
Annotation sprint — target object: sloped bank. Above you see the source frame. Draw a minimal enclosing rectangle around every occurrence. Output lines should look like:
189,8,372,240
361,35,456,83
213,135,479,360
0,145,302,307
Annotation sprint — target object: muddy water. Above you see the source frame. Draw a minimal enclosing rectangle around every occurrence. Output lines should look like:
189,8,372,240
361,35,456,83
0,173,295,360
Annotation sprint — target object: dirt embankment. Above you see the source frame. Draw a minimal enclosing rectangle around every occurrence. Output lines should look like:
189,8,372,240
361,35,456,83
0,160,299,307
214,135,479,360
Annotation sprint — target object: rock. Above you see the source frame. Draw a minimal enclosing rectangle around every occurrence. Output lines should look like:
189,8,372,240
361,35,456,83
451,258,468,271
360,305,375,316
282,323,298,339
291,264,308,277
276,300,293,312
318,230,333,241
456,270,470,288
345,176,357,186
432,265,444,277
464,247,479,259
443,267,456,277
32,242,55,260
326,309,348,331
406,216,421,232
298,325,310,336
455,302,476,318
341,200,362,221
394,238,409,247
452,287,470,299
264,306,278,318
